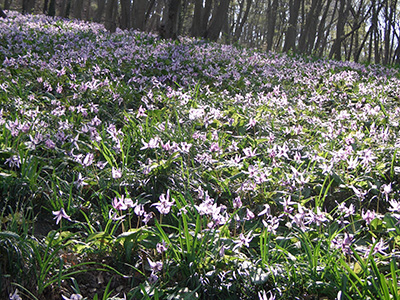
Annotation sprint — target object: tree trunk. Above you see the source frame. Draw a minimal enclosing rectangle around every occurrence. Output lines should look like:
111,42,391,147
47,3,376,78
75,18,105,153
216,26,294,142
73,0,84,19
191,0,203,37
283,0,301,52
43,0,49,13
160,0,181,39
94,0,106,23
120,0,131,29
329,0,350,60
233,0,252,43
60,0,72,18
22,0,36,14
131,0,148,30
4,0,11,10
204,0,231,41
105,0,118,32
147,0,163,32
298,0,323,54
47,0,56,16
85,0,91,20
266,0,278,51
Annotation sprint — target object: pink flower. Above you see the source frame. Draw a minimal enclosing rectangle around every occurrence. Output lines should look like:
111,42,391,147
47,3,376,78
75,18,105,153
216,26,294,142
112,167,122,179
362,209,375,225
52,208,72,225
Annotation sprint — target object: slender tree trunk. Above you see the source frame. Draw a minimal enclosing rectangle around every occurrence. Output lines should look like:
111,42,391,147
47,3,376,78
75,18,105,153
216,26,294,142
73,0,84,19
205,0,231,41
43,0,49,13
60,0,72,18
266,0,278,51
160,0,181,39
22,0,36,14
329,0,350,60
4,0,11,10
85,0,91,20
233,0,252,43
94,0,106,22
105,0,118,32
120,0,131,29
383,0,396,64
132,0,151,30
283,0,301,52
191,0,203,37
47,0,56,16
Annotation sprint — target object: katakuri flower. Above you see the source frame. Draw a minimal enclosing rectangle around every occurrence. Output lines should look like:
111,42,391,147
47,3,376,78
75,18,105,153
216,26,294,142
52,208,72,225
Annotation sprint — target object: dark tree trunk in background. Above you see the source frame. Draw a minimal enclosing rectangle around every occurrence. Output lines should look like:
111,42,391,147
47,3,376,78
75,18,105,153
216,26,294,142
147,0,162,32
43,0,49,13
105,0,118,32
47,0,56,16
191,0,203,36
283,0,301,52
298,0,323,54
60,0,72,18
266,0,279,51
131,0,148,30
4,0,11,10
120,0,131,29
191,0,212,37
94,0,106,22
85,0,91,20
73,0,84,19
160,0,181,39
22,0,36,14
329,0,350,60
205,0,231,41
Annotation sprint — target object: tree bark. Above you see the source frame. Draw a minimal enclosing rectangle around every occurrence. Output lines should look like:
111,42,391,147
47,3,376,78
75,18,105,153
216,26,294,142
283,0,301,52
22,0,36,14
43,0,49,14
4,0,11,10
266,0,279,51
105,0,118,32
160,0,181,39
298,0,323,54
131,0,148,30
233,0,252,43
204,0,231,41
94,0,106,23
47,0,56,16
120,0,131,29
191,0,203,37
73,0,84,19
329,0,350,60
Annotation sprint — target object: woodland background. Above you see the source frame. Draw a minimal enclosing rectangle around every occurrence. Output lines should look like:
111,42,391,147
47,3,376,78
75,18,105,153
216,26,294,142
2,0,400,65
